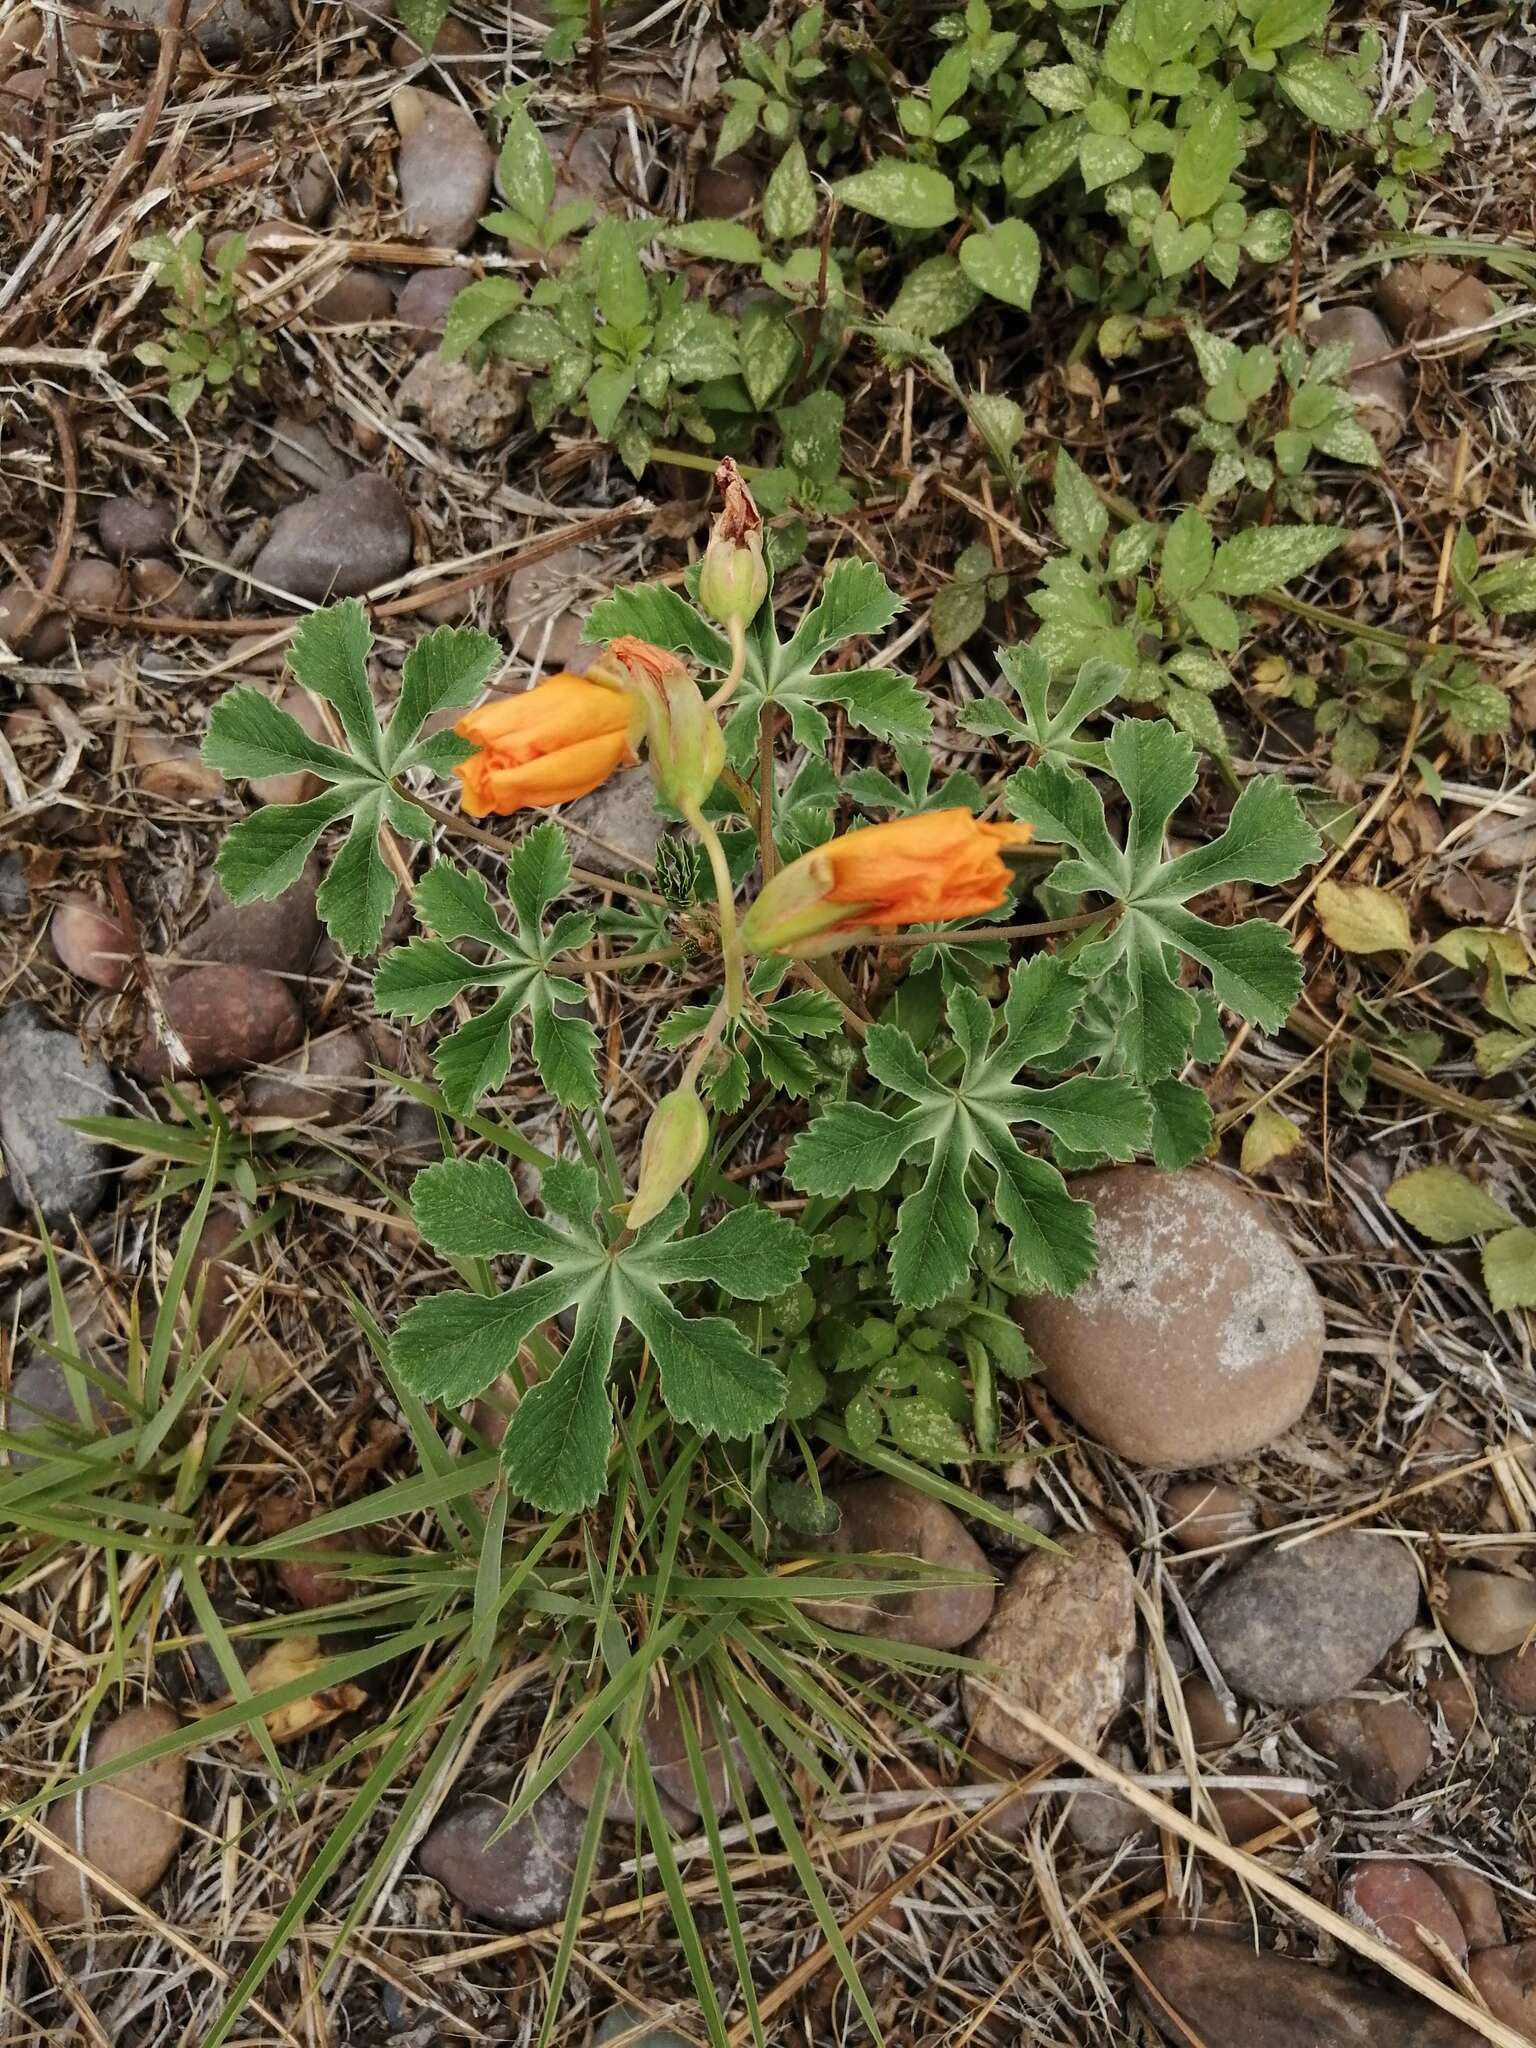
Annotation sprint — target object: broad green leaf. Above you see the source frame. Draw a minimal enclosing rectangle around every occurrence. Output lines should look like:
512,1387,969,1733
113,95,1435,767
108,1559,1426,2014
763,140,817,240
889,1116,977,1309
1169,94,1241,220
1278,50,1373,131
1474,558,1536,615
833,159,957,230
383,625,500,770
666,220,763,263
202,687,353,784
396,0,451,51
787,1103,918,1195
583,584,733,668
374,829,597,1112
889,254,982,338
1050,450,1108,559
288,599,381,767
1149,1076,1214,1169
498,1293,620,1513
1161,507,1215,602
1208,525,1345,596
439,277,525,363
394,1169,810,1507
318,797,398,957
214,786,357,902
1484,1227,1536,1314
1386,1165,1514,1244
498,103,555,218
958,220,1041,312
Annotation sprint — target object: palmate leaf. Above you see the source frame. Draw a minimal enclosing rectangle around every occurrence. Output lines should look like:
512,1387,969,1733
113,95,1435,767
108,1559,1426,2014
373,821,599,1115
788,957,1152,1310
1007,719,1319,1084
394,1158,810,1511
203,601,499,956
583,562,927,764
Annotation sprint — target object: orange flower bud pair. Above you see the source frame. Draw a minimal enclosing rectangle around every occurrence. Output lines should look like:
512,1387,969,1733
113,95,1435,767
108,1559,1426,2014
740,809,1036,957
451,638,721,821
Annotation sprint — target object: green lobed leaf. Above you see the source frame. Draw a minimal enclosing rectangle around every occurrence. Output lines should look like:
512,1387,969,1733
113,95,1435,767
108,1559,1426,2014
384,625,500,770
202,686,353,784
287,599,382,768
583,585,733,668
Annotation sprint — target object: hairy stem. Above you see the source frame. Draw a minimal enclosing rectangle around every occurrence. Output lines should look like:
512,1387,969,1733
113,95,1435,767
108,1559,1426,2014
708,618,749,711
683,803,745,1019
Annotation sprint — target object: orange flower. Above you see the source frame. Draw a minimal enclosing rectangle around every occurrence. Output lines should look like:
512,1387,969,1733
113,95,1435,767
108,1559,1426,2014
741,809,1036,956
453,673,640,818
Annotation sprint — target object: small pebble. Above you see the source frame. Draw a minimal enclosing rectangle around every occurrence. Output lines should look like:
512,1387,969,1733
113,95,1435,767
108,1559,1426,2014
97,494,176,562
399,351,525,453
35,1703,187,1919
1179,1674,1242,1751
1439,1567,1536,1655
418,1783,588,1930
1430,1866,1504,1953
1469,1942,1536,2037
0,1004,114,1220
1298,1696,1432,1808
51,894,131,991
252,474,413,603
1163,1481,1256,1553
1341,1859,1468,1978
391,86,493,249
818,1476,995,1651
395,266,471,351
132,965,305,1081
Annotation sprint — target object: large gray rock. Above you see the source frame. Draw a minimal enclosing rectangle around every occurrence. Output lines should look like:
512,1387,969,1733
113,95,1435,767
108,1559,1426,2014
251,475,413,603
1199,1529,1420,1708
0,1005,114,1221
1137,1933,1481,2047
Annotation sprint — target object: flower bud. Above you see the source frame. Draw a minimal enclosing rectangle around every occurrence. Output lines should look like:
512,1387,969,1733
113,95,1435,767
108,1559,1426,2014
626,1082,709,1230
607,636,725,813
697,457,768,631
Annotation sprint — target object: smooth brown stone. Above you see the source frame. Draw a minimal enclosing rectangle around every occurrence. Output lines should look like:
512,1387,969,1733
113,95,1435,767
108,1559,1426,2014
1488,1643,1536,1715
418,1784,587,1929
251,474,413,604
1469,1942,1536,2038
395,266,471,351
1020,1168,1323,1467
1431,1866,1504,1953
182,863,321,979
1298,1696,1432,1808
243,1028,371,1127
1439,1568,1536,1655
1136,1933,1483,2047
133,965,304,1080
1207,1784,1314,1843
1376,260,1496,362
1341,1859,1467,1978
98,494,176,561
35,1704,186,1919
1307,306,1410,452
186,1207,255,1347
51,895,131,991
558,1682,745,1825
311,265,397,325
391,86,492,249
1180,1674,1242,1751
819,1477,995,1651
1425,1672,1477,1745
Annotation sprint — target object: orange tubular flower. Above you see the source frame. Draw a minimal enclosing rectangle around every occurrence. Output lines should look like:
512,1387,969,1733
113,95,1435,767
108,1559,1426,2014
741,809,1036,957
453,673,641,818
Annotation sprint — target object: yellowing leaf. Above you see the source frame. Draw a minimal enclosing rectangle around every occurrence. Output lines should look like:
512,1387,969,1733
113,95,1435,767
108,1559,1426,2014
1316,879,1413,955
1241,1105,1304,1174
1386,1165,1514,1244
211,1634,369,1747
1433,928,1533,978
1484,1227,1536,1314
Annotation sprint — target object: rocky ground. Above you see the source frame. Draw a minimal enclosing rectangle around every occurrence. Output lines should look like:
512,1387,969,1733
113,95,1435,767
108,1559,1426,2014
4,0,1536,2044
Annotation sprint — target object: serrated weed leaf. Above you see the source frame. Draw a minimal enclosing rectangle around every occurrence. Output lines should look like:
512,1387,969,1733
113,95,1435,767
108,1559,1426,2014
788,958,1142,1307
204,601,503,958
374,823,597,1115
394,1159,809,1509
1009,718,1317,1079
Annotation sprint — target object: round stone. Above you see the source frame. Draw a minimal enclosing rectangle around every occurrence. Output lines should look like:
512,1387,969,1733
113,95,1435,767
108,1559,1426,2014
819,1477,996,1651
1438,1568,1536,1655
1198,1529,1421,1708
1341,1860,1467,1978
1019,1168,1324,1468
36,1703,187,1919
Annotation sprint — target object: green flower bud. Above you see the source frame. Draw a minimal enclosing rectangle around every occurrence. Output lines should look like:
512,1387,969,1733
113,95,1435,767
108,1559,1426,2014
626,1083,709,1230
697,457,768,630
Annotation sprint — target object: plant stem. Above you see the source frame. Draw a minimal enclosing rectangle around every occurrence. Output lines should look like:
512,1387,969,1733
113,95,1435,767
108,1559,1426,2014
681,991,731,1090
708,618,749,710
683,803,745,1018
756,703,778,880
